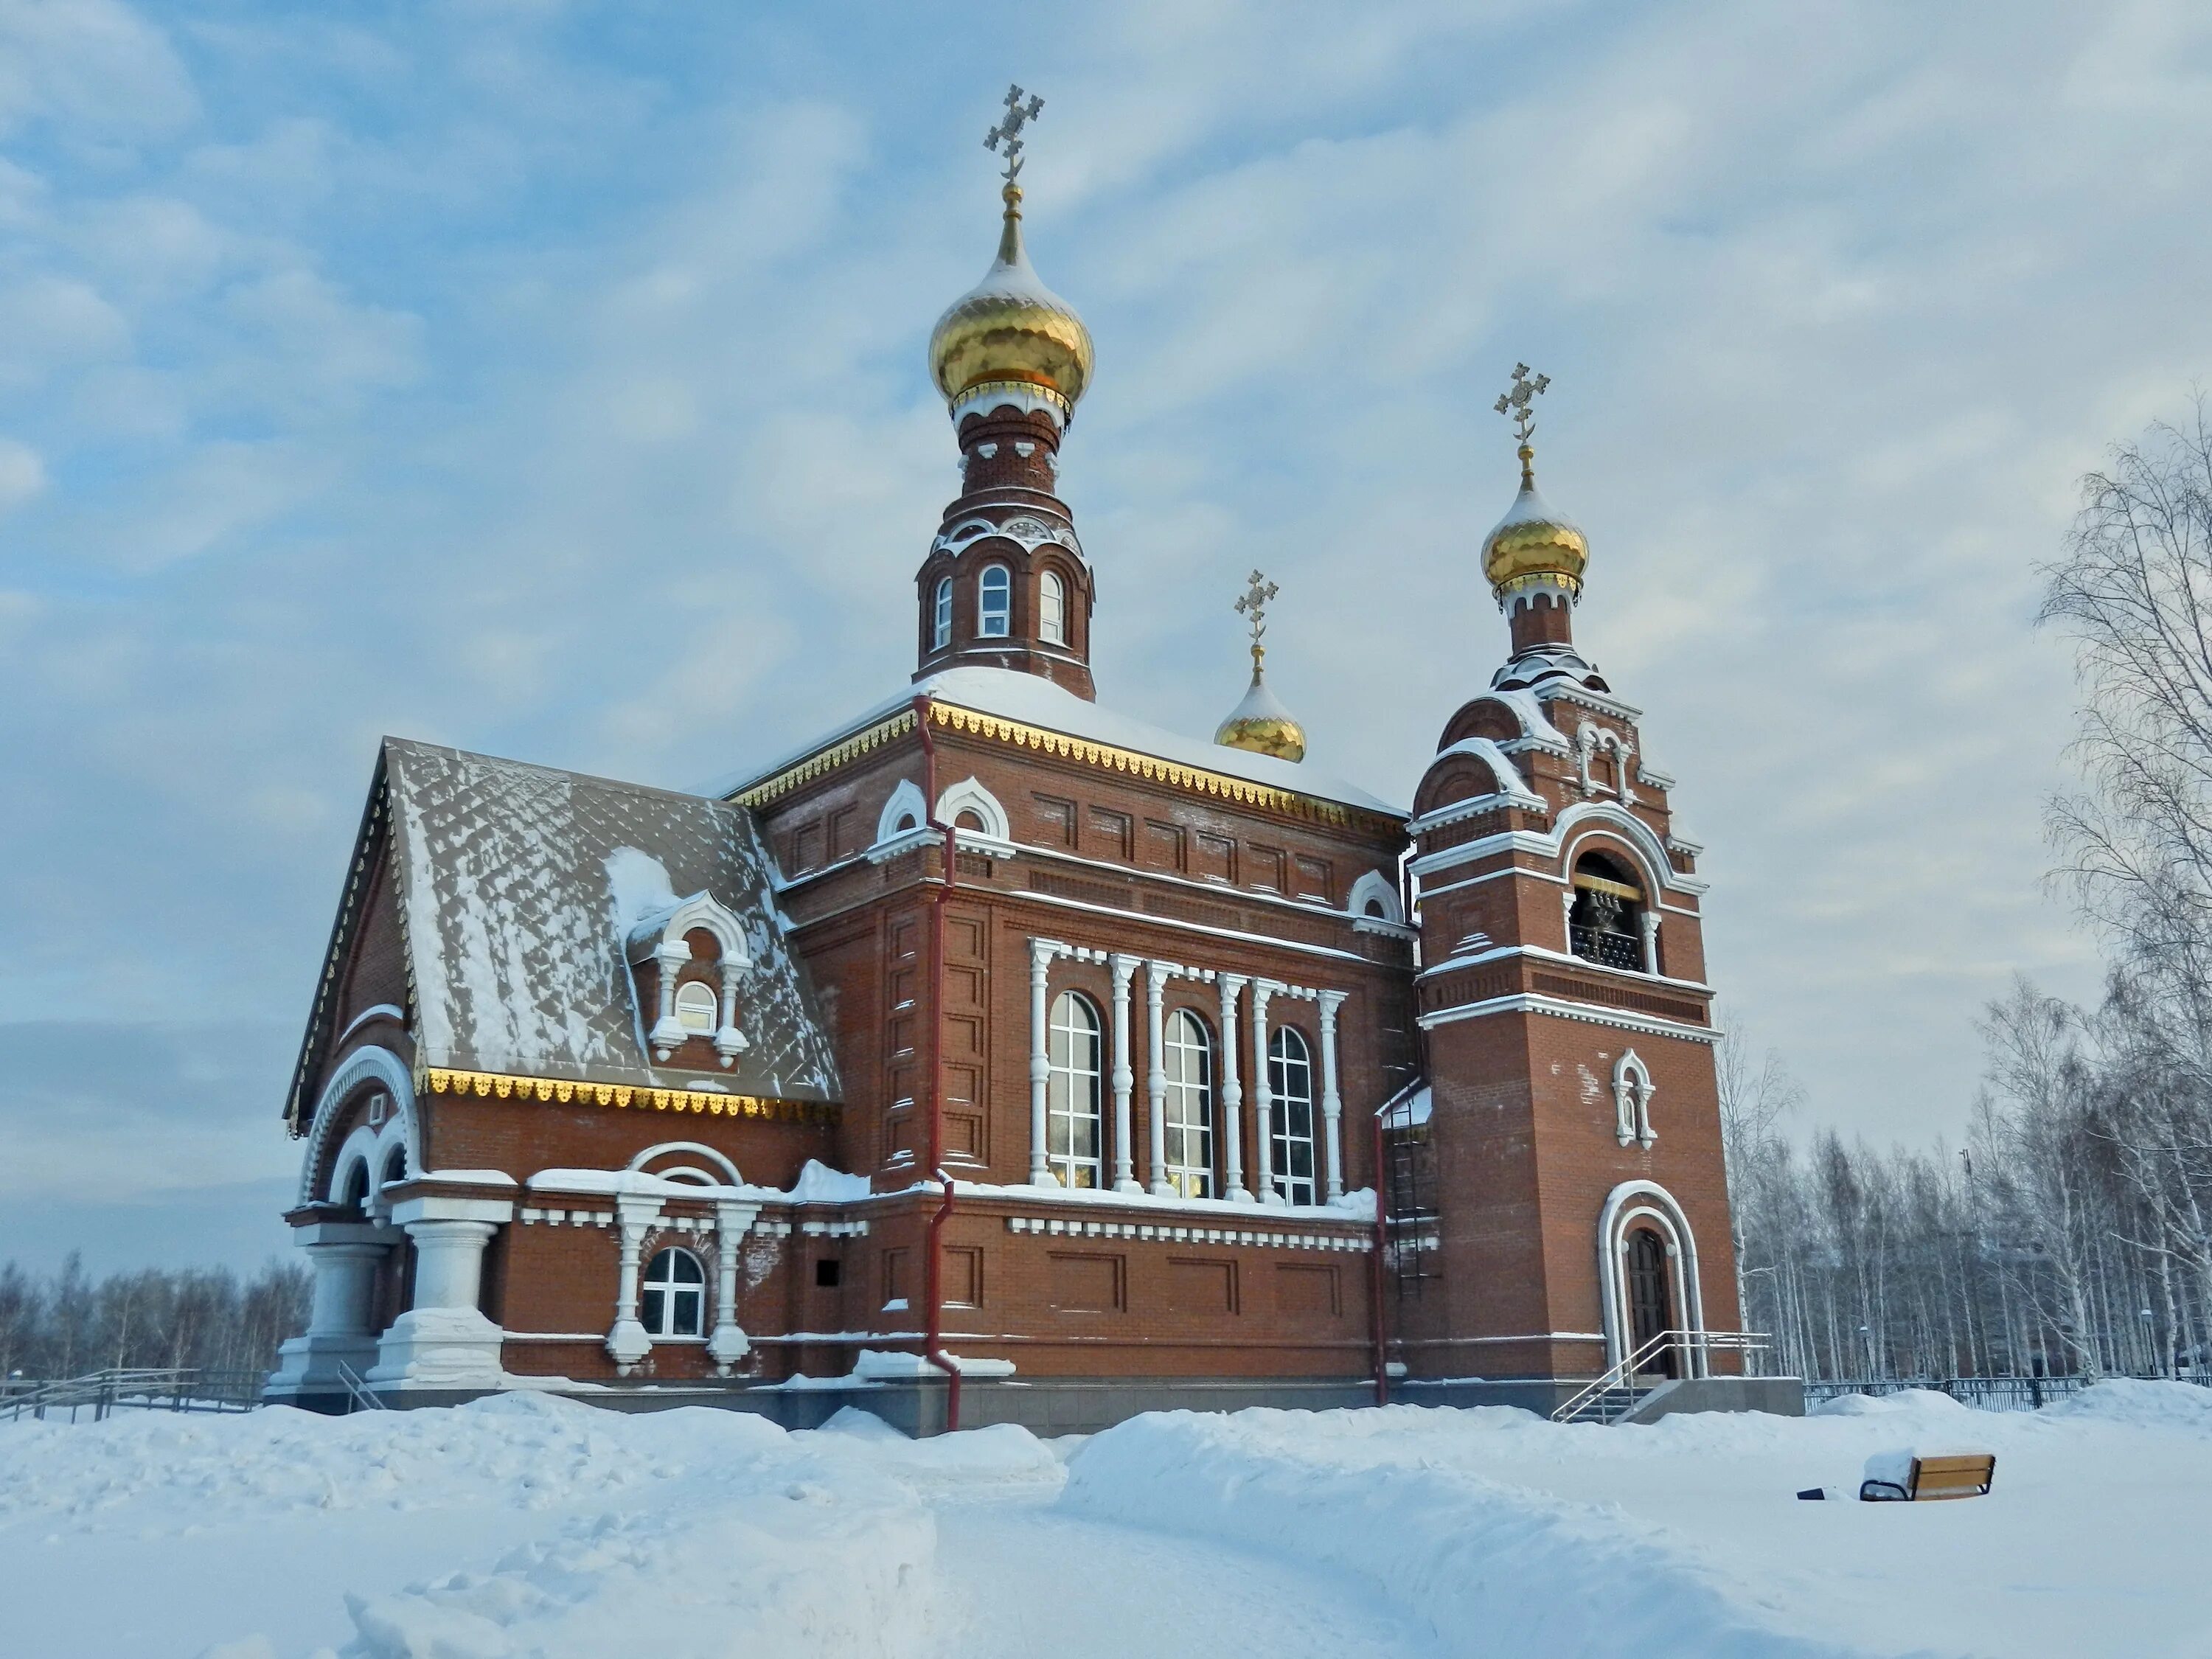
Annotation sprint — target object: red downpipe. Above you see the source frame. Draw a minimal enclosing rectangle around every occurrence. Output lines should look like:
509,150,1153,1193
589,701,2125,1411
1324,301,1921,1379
914,696,962,1432
1370,1105,1390,1405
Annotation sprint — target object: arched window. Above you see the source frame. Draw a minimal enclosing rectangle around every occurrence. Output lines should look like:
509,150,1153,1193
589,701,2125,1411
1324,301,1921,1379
1039,570,1066,645
1568,850,1645,973
1162,1009,1215,1197
379,1144,407,1194
674,979,719,1036
933,576,953,650
978,565,1012,639
641,1246,706,1338
340,1161,371,1212
1046,990,1103,1189
1267,1027,1317,1206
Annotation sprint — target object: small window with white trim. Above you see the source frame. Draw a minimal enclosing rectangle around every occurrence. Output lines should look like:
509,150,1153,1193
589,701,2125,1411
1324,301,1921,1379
642,1246,706,1338
978,564,1011,638
1039,570,1066,645
674,979,719,1036
933,576,953,650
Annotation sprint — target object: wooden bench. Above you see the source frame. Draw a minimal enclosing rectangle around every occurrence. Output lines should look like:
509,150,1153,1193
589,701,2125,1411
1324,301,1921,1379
1860,1452,1996,1502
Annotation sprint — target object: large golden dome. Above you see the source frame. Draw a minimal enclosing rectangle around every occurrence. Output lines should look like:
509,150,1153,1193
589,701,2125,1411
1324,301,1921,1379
1482,445,1588,600
928,184,1094,419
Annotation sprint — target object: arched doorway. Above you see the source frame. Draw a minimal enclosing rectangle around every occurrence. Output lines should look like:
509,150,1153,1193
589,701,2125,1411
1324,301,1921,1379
1625,1227,1674,1377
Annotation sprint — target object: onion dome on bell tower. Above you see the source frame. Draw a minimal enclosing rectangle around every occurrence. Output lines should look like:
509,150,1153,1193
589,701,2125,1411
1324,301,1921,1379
914,86,1100,700
1482,364,1608,695
1214,570,1307,763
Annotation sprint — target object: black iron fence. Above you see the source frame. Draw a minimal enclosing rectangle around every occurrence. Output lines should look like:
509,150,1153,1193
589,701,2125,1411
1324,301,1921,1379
0,1367,267,1424
1803,1374,2204,1413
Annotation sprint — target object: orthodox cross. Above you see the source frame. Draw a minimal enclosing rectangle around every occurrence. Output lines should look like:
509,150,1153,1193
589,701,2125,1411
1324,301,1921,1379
1492,362,1551,445
984,85,1046,183
1235,569,1279,666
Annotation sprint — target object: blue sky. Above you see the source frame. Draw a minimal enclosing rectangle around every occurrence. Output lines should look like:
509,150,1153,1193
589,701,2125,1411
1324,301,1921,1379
3,0,2208,1272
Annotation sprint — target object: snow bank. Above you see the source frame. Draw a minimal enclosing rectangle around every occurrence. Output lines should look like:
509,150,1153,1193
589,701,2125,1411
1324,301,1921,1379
2042,1377,2212,1430
1062,1408,1858,1658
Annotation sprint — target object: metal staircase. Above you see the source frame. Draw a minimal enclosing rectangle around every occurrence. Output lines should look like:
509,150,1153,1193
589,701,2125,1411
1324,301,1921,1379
1551,1330,1770,1425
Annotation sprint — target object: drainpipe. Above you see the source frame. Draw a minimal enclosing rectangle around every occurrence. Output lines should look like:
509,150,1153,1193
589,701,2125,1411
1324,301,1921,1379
914,695,963,1431
1370,1104,1389,1406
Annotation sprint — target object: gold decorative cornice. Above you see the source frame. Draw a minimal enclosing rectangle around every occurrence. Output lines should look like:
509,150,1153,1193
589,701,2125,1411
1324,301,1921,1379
423,1067,834,1124
733,709,917,809
926,701,1367,828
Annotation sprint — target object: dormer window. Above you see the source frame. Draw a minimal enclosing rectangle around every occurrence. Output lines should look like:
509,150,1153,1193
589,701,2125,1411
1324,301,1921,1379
978,564,1011,638
1040,570,1066,645
933,576,952,650
623,890,754,1068
1568,852,1646,973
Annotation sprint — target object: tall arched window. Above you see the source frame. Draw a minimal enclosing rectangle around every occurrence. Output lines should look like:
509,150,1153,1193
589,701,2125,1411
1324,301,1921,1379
1039,570,1066,645
978,564,1012,638
1162,1009,1214,1197
1046,990,1103,1189
1267,1027,1317,1206
642,1246,706,1338
933,576,953,650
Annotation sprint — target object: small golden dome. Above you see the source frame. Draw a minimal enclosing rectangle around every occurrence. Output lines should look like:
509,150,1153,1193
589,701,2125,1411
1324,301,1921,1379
928,184,1094,420
1482,445,1588,600
1214,655,1306,764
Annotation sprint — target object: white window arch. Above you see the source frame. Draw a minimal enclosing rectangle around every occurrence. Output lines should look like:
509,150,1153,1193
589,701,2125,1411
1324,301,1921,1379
1596,1180,1708,1374
1162,1009,1214,1197
641,1246,706,1338
1039,569,1066,646
1347,869,1403,925
934,776,1010,843
933,575,953,650
1267,1027,1317,1206
978,564,1012,638
874,778,928,846
1046,990,1104,1189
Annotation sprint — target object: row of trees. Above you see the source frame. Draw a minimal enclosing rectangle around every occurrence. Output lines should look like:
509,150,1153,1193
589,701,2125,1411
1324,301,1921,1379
0,1255,308,1382
1728,408,2212,1382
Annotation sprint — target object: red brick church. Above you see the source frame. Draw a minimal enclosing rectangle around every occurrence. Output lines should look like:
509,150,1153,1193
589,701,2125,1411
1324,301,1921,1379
268,94,1785,1429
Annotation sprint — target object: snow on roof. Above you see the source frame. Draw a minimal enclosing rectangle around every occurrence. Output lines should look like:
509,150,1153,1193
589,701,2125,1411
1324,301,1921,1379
380,739,841,1102
719,666,1406,819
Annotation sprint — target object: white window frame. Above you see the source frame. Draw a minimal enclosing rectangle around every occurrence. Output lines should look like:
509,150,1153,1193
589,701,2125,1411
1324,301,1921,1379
978,564,1012,639
1039,569,1066,645
1162,1008,1214,1197
672,979,719,1036
1046,990,1104,1189
933,575,953,650
641,1245,707,1339
1267,1027,1317,1206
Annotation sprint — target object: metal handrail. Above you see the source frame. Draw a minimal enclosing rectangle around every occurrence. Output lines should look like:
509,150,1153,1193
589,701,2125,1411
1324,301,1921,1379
337,1362,388,1412
0,1367,265,1423
1552,1329,1770,1425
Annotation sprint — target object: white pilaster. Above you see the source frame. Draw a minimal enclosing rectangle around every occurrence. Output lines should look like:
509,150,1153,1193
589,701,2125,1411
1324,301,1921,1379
707,1199,762,1374
714,959,749,1065
1028,939,1057,1186
1251,981,1280,1206
1639,911,1661,975
605,1194,660,1372
1144,959,1172,1196
1562,886,1577,947
1218,974,1252,1203
1318,990,1347,1201
650,939,690,1055
1109,953,1141,1194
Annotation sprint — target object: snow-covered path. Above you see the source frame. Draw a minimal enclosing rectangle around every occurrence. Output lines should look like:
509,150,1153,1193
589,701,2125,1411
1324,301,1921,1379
3,1383,2209,1658
928,1495,1446,1659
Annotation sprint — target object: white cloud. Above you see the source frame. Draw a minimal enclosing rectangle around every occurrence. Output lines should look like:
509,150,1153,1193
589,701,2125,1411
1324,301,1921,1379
0,437,45,512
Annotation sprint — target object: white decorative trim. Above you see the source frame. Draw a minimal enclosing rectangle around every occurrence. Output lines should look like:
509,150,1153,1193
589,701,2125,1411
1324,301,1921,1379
627,891,754,1062
335,1004,407,1049
628,1141,744,1185
1411,799,1708,897
1596,1179,1707,1373
1613,1050,1656,1148
1413,738,1547,822
874,779,928,846
1004,1214,1368,1251
1346,869,1405,926
1419,992,1722,1045
936,776,1013,844
298,1045,420,1208
931,512,1086,566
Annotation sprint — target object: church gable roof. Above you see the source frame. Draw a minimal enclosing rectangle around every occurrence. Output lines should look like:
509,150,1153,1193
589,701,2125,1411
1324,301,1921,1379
291,739,841,1124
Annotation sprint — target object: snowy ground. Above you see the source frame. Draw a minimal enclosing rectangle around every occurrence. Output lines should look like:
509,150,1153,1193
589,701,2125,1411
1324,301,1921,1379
1,1383,2206,1659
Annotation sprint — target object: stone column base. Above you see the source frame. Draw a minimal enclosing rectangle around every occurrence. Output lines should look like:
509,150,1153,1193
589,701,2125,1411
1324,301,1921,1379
265,1332,381,1398
367,1307,507,1390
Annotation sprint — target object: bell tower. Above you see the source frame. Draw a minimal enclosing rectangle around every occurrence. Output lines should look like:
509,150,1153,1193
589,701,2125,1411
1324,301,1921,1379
915,86,1098,700
1397,367,1742,1402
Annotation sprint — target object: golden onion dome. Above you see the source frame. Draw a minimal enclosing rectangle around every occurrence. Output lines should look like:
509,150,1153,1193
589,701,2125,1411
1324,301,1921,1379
928,183,1094,420
1482,445,1589,601
1214,653,1307,764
